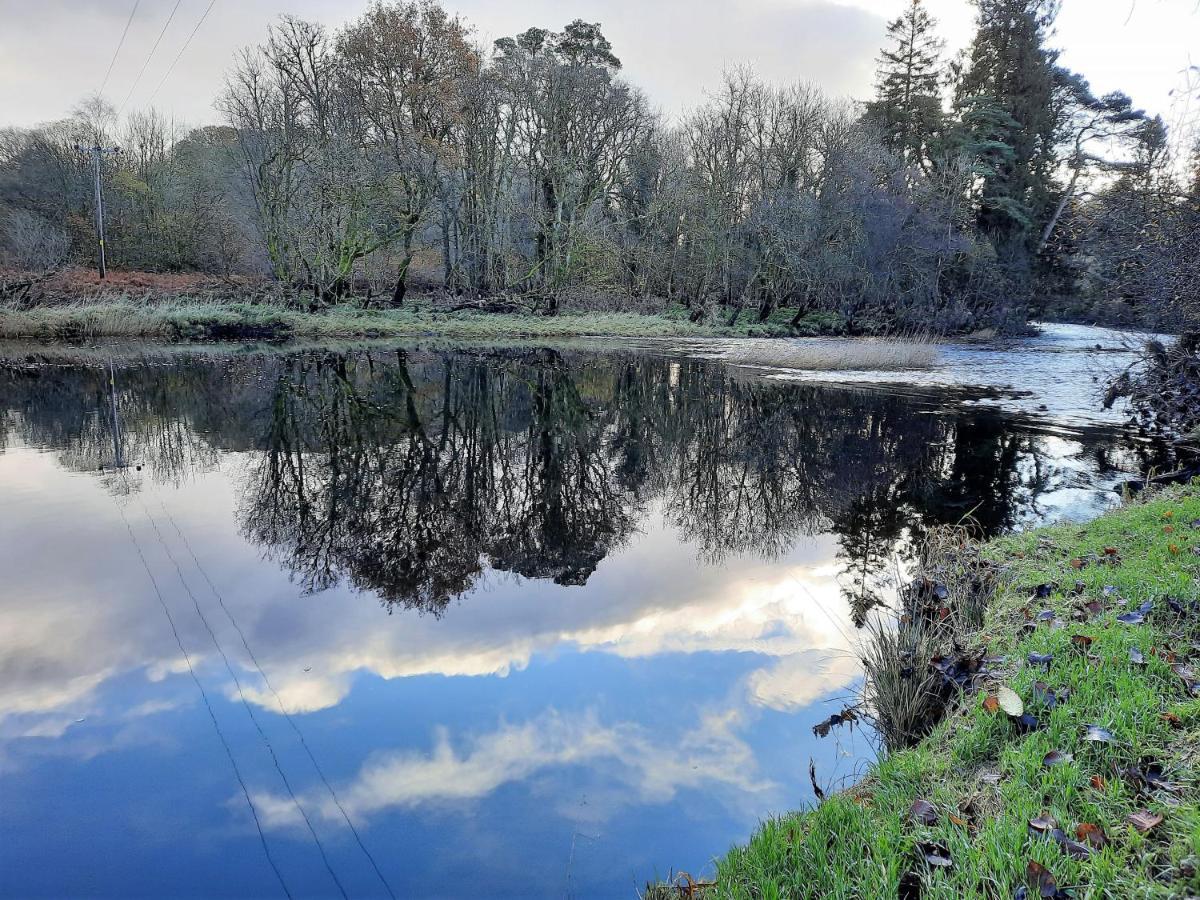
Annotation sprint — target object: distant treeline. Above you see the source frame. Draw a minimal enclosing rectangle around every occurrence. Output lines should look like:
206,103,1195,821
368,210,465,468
1,0,1197,332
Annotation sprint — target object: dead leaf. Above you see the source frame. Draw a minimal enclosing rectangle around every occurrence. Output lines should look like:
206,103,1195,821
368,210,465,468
1028,813,1057,834
909,799,938,826
1042,750,1073,767
1127,809,1163,833
1090,774,1107,791
917,840,952,868
997,686,1024,717
1070,634,1094,651
1076,822,1109,849
1130,647,1146,666
983,694,1000,713
1028,652,1054,669
1026,860,1067,899
1161,712,1182,728
1083,724,1115,743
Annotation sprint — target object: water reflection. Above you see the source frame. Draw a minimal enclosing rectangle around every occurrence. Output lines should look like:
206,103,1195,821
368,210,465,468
0,343,1163,898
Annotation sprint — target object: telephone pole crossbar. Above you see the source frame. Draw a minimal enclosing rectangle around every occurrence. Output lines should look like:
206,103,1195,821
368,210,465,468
75,144,121,279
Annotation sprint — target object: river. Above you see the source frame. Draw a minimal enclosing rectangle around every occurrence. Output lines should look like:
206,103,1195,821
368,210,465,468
0,325,1166,898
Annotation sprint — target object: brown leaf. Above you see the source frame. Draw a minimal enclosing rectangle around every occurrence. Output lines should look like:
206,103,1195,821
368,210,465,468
1161,712,1182,728
1076,822,1109,849
1026,860,1062,898
1090,774,1107,791
1070,557,1086,569
983,694,1000,713
1042,750,1073,767
1070,634,1094,650
1127,809,1163,833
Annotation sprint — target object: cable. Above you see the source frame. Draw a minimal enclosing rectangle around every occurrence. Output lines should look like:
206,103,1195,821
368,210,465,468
139,501,351,900
117,0,185,117
99,1,141,98
158,498,398,900
146,0,217,106
115,501,293,899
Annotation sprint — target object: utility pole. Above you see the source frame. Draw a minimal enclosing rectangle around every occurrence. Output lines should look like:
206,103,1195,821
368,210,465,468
76,144,120,279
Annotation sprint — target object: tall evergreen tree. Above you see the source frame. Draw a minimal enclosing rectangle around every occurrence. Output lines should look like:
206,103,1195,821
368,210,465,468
953,0,1061,266
863,0,945,171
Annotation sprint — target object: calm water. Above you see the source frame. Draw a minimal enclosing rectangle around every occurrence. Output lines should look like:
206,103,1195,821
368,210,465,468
0,334,1165,898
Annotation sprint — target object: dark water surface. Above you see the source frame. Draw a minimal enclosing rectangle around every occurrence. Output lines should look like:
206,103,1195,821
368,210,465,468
0,338,1163,898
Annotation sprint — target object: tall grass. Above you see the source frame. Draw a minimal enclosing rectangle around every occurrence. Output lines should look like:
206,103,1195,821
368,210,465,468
720,335,939,371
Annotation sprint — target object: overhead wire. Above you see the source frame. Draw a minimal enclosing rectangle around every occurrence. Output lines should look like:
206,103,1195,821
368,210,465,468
117,0,185,117
158,499,398,900
99,1,142,98
138,500,351,900
114,499,294,900
146,0,218,106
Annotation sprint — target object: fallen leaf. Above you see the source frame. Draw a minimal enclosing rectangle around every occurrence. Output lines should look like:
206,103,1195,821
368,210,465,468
1169,543,1181,555
1076,822,1109,849
1016,713,1041,733
1127,809,1163,833
909,799,938,826
1090,774,1107,791
1032,681,1057,709
1083,724,1115,743
997,686,1024,717
1070,558,1086,569
917,840,953,868
1130,647,1146,666
1028,652,1054,669
949,813,969,828
1103,546,1119,556
1028,813,1058,834
983,694,1000,713
1051,829,1092,859
1026,860,1066,899
1042,750,1073,767
1070,634,1094,650
1161,712,1182,728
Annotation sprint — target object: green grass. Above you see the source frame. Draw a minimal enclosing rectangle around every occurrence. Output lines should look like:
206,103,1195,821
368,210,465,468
0,297,803,342
707,485,1200,899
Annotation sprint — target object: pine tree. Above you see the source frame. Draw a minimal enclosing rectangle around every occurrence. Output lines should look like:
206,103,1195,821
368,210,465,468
953,0,1062,263
863,0,945,171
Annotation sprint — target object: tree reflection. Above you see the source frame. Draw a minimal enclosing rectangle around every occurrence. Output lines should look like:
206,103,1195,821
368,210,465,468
0,348,1170,620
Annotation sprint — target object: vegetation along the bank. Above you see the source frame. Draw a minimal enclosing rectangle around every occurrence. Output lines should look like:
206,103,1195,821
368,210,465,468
653,484,1200,898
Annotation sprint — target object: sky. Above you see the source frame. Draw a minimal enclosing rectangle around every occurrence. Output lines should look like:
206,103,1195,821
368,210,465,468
0,0,1196,132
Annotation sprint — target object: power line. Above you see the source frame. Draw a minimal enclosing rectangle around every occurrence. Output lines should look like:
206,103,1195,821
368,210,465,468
115,501,293,900
147,0,217,106
139,501,351,900
158,498,399,900
99,1,142,98
118,0,185,117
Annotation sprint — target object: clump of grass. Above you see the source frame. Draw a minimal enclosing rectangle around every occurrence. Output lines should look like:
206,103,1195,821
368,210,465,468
859,526,1001,751
720,335,939,372
707,483,1200,899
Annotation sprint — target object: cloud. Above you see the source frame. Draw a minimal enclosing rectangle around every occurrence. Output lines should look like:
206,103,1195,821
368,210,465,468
745,650,861,711
250,705,770,830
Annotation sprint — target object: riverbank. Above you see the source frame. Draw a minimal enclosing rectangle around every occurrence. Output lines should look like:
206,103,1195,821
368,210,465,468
0,298,792,342
678,485,1200,898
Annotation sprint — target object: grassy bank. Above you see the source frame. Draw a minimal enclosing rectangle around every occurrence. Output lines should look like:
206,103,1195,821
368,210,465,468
0,298,802,342
697,485,1200,899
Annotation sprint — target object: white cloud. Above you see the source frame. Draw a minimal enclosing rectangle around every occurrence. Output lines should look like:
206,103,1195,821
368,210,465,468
250,706,770,830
